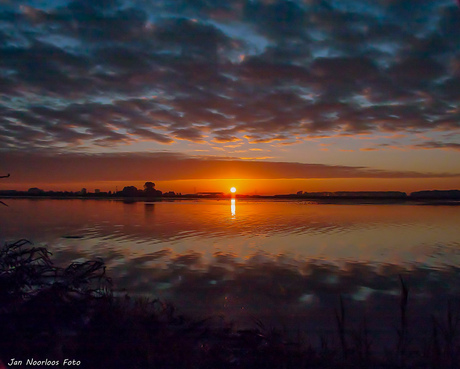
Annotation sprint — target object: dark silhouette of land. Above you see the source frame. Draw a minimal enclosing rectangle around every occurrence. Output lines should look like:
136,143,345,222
1,175,460,202
1,187,460,203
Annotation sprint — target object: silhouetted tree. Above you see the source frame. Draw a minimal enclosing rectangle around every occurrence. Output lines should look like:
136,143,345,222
144,181,161,197
121,186,139,197
27,188,45,195
143,182,155,191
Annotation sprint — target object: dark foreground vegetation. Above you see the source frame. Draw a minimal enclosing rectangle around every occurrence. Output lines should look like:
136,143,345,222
1,240,460,369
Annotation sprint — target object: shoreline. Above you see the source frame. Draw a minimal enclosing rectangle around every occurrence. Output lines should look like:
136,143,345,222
1,194,460,205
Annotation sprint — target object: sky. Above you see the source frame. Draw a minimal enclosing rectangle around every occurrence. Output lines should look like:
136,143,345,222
0,0,459,194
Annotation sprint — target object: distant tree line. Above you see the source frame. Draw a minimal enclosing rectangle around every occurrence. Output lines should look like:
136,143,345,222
0,181,180,199
278,190,460,200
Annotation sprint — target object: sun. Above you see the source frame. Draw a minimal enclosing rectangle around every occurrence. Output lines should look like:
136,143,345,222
230,187,237,193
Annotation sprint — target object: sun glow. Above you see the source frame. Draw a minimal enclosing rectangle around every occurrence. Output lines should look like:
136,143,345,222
230,187,237,193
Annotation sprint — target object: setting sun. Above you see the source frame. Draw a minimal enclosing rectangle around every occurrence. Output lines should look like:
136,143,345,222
230,187,237,193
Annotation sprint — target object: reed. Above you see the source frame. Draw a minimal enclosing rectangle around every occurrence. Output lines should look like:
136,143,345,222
428,300,460,369
349,314,372,365
397,274,409,367
335,295,347,359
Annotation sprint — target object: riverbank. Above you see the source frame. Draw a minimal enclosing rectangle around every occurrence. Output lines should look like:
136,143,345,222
2,194,460,206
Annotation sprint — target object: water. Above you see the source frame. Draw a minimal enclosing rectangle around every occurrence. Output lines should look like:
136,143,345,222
1,198,460,347
1,198,458,266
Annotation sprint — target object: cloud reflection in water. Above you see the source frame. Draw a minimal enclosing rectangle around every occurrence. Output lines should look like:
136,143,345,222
50,246,460,351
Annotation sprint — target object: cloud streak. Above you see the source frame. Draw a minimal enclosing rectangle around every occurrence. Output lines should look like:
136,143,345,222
1,151,458,183
414,141,460,151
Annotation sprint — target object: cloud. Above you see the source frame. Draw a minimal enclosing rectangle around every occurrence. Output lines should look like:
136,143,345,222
1,151,458,184
414,141,460,151
0,0,459,151
243,0,308,41
173,128,205,142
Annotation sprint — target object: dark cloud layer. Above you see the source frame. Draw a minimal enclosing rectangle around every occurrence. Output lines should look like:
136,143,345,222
0,0,459,151
1,151,458,182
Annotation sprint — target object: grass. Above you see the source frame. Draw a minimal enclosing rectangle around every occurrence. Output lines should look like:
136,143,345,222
1,240,460,368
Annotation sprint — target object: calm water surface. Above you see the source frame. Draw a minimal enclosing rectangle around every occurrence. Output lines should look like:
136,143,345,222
1,198,459,345
1,198,459,265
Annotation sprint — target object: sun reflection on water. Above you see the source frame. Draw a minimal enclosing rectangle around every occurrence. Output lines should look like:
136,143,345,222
231,198,236,218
